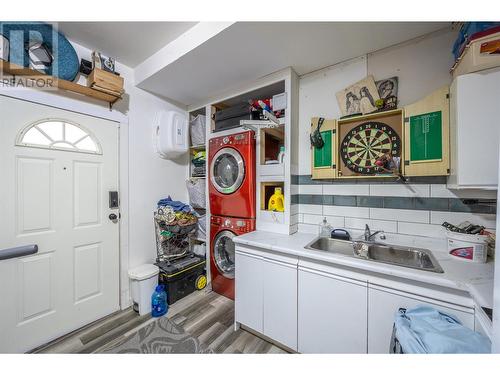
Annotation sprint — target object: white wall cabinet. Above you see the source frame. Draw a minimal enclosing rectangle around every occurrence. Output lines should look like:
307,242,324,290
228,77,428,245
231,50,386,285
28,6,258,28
367,285,475,353
448,69,500,189
235,247,298,351
298,266,368,353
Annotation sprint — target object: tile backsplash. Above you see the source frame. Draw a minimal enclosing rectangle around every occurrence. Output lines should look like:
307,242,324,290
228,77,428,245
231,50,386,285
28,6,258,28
291,175,497,238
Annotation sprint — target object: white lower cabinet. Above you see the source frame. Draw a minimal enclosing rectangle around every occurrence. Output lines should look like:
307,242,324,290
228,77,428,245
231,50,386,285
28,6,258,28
263,255,298,350
367,286,475,353
235,247,298,351
236,245,478,354
298,266,368,353
235,250,263,333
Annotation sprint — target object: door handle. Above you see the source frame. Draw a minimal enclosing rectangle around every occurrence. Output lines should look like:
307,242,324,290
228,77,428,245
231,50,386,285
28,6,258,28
0,244,38,260
109,213,118,221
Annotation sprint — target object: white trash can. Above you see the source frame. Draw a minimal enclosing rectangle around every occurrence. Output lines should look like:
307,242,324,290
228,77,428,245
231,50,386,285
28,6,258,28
128,264,159,316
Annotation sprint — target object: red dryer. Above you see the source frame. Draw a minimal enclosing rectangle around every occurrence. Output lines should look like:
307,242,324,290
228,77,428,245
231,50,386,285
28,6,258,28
209,131,256,219
210,215,255,300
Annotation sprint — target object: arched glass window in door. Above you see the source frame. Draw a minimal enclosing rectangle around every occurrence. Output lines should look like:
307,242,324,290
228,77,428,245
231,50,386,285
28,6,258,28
16,119,102,154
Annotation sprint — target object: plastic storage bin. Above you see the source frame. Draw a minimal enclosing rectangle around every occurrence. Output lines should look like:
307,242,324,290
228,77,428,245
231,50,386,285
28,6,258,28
451,30,500,79
157,255,206,305
128,264,159,315
446,229,489,263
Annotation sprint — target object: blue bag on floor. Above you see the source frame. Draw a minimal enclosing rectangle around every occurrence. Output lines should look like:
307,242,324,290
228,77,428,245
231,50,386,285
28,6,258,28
394,306,491,353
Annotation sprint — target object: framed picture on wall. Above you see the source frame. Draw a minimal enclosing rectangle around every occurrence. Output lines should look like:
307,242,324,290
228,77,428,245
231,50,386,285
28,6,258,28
376,76,399,111
336,75,381,117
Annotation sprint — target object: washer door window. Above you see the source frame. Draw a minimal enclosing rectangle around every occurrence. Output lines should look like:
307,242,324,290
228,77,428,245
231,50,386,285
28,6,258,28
210,148,245,194
213,230,236,279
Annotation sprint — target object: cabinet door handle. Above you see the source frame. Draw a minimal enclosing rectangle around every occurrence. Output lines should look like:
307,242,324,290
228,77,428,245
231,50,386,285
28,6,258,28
235,250,262,260
0,244,38,260
299,266,367,286
263,257,297,269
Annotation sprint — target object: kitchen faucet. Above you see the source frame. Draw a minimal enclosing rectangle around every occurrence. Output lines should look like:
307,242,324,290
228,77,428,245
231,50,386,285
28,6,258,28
364,224,386,242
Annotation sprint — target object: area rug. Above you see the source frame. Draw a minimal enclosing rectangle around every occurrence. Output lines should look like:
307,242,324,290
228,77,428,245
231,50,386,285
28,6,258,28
98,316,213,354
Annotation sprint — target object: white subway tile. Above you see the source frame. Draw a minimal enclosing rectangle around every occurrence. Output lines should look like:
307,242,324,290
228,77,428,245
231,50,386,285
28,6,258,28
297,214,304,223
323,184,369,196
345,217,397,233
290,204,299,215
431,184,497,199
299,185,323,195
397,222,444,238
290,214,299,225
298,223,318,234
291,184,299,195
369,184,430,197
323,205,370,218
302,214,345,227
430,211,497,229
369,208,429,223
299,204,323,214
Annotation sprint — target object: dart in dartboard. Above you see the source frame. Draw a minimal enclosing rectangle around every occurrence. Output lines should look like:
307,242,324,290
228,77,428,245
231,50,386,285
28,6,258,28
340,121,402,175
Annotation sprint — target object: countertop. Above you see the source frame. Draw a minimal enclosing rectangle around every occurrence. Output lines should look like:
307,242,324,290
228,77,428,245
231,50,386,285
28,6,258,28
233,230,495,309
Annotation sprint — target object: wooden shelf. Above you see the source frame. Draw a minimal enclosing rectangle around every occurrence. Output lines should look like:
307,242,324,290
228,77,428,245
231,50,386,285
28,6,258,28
0,61,122,105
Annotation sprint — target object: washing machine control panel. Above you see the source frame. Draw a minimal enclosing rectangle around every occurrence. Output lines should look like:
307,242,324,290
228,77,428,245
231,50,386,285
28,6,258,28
211,216,253,233
209,131,251,148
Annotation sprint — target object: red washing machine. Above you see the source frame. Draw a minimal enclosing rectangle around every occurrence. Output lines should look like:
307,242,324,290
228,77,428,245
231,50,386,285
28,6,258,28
210,215,255,300
209,131,256,219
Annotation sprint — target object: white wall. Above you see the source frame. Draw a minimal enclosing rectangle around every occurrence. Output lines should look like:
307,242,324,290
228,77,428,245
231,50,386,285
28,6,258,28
294,27,497,238
367,28,456,107
70,42,189,273
298,56,366,175
126,87,189,267
298,28,456,176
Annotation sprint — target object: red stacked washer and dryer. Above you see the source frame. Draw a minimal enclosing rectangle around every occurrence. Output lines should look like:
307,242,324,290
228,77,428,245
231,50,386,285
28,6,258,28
208,130,256,300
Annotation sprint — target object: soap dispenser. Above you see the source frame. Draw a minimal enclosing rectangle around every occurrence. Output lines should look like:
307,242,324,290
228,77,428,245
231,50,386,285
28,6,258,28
319,217,332,237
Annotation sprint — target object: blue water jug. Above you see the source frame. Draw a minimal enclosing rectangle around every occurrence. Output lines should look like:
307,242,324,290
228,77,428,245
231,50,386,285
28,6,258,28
151,285,168,317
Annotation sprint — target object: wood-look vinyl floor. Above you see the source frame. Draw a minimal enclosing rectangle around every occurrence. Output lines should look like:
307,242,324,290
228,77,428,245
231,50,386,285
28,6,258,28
33,289,287,354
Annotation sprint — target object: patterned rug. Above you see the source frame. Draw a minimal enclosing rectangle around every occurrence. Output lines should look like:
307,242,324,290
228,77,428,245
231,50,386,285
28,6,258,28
98,316,213,354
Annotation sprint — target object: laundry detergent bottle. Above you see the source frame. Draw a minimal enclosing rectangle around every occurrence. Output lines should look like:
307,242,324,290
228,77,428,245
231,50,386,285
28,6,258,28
268,187,285,212
151,285,168,317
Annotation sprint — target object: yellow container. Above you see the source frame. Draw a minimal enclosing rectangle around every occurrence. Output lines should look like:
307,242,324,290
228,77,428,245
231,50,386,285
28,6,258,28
268,187,284,212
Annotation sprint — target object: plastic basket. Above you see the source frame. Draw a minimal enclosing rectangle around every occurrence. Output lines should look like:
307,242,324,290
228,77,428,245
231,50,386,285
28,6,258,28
187,178,206,209
190,115,206,146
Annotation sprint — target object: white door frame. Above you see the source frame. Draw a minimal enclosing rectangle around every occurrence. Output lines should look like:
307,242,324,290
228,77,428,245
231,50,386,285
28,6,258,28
0,87,131,310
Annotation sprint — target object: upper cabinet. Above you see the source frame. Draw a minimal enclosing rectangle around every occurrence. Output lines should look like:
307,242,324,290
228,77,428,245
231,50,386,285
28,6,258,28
448,69,500,190
403,86,450,177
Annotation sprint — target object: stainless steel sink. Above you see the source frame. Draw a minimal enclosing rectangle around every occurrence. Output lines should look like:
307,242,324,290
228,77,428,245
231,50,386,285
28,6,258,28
304,237,444,273
305,237,355,257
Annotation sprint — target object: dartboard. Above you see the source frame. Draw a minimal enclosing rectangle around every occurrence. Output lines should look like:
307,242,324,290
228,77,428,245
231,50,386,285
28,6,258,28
340,121,401,175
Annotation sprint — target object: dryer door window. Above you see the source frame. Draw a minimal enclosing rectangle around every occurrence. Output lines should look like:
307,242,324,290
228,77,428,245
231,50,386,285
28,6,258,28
210,148,245,194
213,230,236,279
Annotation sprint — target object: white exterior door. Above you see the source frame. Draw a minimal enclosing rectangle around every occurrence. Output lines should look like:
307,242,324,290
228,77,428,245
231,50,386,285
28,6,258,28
0,95,120,353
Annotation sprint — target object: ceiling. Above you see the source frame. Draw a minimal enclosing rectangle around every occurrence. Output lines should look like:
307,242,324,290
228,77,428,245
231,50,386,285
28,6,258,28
135,22,450,107
57,22,197,67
